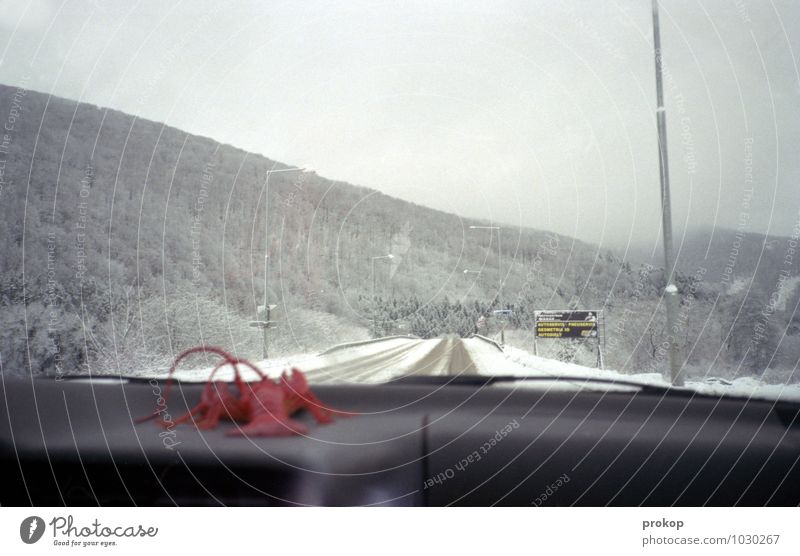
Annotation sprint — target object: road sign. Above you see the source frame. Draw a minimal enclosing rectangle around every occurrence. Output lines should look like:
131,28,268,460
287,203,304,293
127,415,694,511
534,310,598,339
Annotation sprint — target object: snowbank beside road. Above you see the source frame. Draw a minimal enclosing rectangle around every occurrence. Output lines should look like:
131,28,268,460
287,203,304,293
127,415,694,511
500,343,800,403
143,336,800,403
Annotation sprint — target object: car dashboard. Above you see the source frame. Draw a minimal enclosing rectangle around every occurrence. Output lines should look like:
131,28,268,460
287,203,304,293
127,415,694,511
1,374,798,506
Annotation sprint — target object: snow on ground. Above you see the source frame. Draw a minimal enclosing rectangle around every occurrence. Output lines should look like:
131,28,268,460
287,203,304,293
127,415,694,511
143,335,800,403
462,338,534,376
144,351,320,382
347,339,449,383
726,277,750,296
308,337,437,383
151,336,430,384
498,342,800,403
776,275,800,311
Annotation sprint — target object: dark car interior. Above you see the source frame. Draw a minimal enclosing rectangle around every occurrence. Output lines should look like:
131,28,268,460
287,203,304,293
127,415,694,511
2,374,798,506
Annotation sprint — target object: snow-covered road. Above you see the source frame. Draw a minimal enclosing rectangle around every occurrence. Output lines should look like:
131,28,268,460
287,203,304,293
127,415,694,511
154,336,800,402
159,336,524,383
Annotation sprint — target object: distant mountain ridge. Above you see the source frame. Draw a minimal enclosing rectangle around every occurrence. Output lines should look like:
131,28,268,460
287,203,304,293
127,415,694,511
626,226,800,301
1,83,797,382
0,83,615,373
676,227,800,284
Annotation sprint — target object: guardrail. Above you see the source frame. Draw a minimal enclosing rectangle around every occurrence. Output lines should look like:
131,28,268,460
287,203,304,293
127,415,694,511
318,335,420,356
470,334,505,352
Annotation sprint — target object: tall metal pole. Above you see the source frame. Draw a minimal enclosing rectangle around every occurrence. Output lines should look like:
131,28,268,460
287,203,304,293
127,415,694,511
370,258,376,336
258,166,306,360
263,172,271,360
469,225,502,305
497,228,502,306
652,0,684,386
370,255,392,336
370,255,380,337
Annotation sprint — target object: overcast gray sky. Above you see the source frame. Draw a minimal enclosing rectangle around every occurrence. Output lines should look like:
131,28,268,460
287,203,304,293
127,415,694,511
1,0,799,255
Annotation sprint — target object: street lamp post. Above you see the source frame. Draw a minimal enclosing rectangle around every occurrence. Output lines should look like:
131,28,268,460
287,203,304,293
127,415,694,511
370,254,394,336
463,269,482,303
651,0,683,386
469,225,502,304
256,165,309,360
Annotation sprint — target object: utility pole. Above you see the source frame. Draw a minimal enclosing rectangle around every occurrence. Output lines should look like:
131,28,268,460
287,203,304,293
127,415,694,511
370,254,394,336
262,254,270,360
469,225,502,305
249,166,308,360
651,0,684,386
263,167,270,360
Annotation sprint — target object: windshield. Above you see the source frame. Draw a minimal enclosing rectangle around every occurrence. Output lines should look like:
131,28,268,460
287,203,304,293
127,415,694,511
1,0,799,404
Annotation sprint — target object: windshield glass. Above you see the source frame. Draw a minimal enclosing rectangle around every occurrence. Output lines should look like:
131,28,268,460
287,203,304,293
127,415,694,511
1,1,799,403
